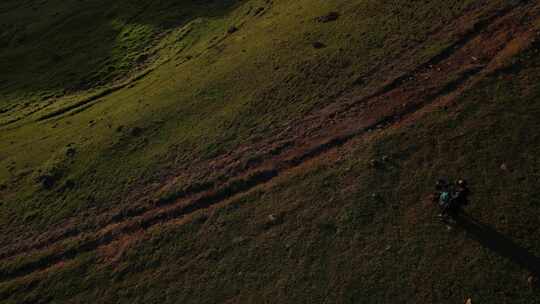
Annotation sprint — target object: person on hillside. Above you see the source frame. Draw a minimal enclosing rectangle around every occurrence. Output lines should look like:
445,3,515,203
453,179,470,207
435,178,470,220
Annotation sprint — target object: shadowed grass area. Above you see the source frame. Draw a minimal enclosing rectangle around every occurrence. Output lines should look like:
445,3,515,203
0,0,240,98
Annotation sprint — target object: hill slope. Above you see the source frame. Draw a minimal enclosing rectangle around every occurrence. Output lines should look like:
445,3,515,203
1,0,540,303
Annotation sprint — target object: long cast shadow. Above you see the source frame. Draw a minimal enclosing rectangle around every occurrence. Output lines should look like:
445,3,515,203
454,212,540,276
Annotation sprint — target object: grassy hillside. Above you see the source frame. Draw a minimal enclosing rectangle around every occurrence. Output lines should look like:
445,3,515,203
1,0,540,303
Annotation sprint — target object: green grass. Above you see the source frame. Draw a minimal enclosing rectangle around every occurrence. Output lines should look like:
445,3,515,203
1,0,539,302
0,0,504,233
3,53,540,301
25,46,540,303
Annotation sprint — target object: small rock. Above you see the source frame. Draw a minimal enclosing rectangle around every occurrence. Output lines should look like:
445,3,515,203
315,12,340,23
312,41,326,49
264,214,282,228
130,127,143,137
500,163,508,171
528,275,538,288
465,298,472,304
65,147,77,157
381,155,389,162
37,174,57,190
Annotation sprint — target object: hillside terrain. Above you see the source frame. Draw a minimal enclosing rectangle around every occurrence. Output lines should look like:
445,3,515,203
1,0,540,303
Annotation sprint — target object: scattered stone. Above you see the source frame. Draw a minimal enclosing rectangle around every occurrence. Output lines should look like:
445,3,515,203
87,195,96,205
130,127,143,137
315,12,340,23
500,163,508,171
36,174,57,190
65,147,77,158
312,41,326,49
227,26,238,34
264,214,282,228
465,298,472,304
528,275,539,288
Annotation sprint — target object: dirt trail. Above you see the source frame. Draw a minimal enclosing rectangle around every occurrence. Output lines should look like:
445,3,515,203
1,1,539,284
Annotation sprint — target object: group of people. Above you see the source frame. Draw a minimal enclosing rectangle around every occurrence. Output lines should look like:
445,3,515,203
434,178,470,221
